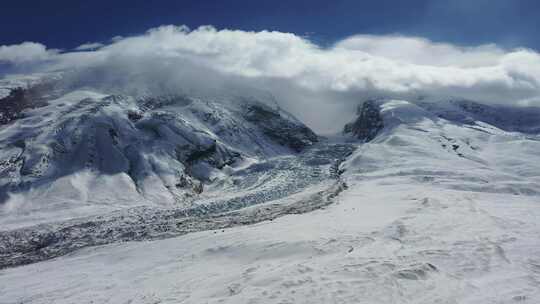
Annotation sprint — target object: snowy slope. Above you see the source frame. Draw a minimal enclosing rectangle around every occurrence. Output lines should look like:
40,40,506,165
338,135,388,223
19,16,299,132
0,83,318,229
344,98,540,196
1,98,539,303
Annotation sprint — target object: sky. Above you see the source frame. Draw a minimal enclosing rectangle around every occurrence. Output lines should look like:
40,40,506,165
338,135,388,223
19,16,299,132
2,0,539,51
1,0,540,133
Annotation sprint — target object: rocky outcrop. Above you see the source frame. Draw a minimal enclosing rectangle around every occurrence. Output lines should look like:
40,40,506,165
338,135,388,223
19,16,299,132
243,103,318,152
0,76,63,125
0,87,48,125
343,100,384,142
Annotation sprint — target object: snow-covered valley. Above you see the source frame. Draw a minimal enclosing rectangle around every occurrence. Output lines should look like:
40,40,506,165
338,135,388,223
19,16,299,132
1,80,540,303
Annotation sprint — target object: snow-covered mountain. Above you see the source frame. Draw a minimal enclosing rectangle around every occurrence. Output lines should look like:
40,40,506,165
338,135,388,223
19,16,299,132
0,78,318,229
1,74,540,303
343,98,540,195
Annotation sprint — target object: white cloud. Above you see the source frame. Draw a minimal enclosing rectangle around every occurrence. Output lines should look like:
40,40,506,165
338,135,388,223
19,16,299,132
110,36,124,42
334,35,505,68
0,42,58,64
82,25,540,103
2,25,540,131
74,42,104,51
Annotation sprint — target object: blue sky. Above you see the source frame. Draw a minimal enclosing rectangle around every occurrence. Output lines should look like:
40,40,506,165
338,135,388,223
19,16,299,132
1,0,539,50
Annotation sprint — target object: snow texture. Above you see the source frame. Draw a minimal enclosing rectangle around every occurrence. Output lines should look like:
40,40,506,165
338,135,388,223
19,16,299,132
0,80,318,230
1,85,540,303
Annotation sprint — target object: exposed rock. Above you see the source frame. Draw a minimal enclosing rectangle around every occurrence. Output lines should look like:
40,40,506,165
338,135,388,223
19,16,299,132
127,110,143,122
0,87,46,125
243,103,318,152
343,99,384,142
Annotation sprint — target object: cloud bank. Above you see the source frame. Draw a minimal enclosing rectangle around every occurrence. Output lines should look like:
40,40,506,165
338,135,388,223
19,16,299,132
0,42,58,64
1,25,540,131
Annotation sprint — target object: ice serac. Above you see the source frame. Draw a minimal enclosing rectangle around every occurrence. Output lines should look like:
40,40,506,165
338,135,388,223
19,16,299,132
343,99,384,142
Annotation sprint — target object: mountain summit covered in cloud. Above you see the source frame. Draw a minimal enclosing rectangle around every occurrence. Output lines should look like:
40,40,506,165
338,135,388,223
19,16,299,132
2,25,540,131
1,23,540,304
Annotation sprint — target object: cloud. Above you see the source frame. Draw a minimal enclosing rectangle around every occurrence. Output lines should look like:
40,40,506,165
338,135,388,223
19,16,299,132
0,42,58,64
334,35,505,68
110,36,124,43
74,42,104,51
2,25,540,131
86,26,540,103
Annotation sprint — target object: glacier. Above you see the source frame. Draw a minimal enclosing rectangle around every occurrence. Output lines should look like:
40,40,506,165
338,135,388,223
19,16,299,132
0,74,540,303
